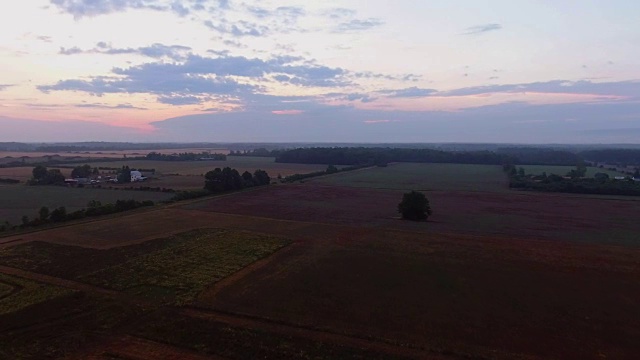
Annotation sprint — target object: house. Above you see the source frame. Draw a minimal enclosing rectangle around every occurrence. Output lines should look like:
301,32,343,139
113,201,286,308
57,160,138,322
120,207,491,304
614,176,627,180
131,170,147,182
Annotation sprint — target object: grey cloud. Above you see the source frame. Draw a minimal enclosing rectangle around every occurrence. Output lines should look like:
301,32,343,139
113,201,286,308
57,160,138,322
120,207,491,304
440,79,640,98
324,8,357,19
75,103,147,110
50,0,219,18
39,72,253,99
38,54,348,105
462,23,502,35
157,95,206,105
59,46,84,55
353,71,422,82
0,84,14,91
204,19,266,37
222,40,247,49
59,42,191,60
385,87,437,98
336,18,384,32
37,35,52,42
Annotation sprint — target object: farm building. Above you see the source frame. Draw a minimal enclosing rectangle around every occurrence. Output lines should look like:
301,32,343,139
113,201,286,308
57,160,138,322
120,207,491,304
131,171,147,182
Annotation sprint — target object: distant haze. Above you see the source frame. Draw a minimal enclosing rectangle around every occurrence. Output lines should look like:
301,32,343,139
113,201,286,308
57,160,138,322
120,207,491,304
1,1,639,143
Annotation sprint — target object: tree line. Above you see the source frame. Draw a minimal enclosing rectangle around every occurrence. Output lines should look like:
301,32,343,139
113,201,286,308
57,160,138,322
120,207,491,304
145,152,226,161
275,147,516,166
2,199,155,232
204,167,270,192
504,164,640,196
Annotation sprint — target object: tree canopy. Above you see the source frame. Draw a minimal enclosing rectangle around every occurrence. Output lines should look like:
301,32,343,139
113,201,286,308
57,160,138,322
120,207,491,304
398,191,432,221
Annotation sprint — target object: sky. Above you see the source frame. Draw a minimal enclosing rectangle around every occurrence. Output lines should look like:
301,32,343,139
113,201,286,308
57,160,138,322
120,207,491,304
1,0,640,143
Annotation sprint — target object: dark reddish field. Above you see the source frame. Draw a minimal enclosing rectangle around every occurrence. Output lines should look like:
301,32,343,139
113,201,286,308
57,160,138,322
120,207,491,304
201,231,640,359
184,183,640,245
2,174,640,359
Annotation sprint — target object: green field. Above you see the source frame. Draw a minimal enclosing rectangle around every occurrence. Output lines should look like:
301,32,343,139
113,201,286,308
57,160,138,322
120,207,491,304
0,229,290,305
517,165,626,177
0,273,72,315
80,229,289,304
312,163,508,192
0,186,173,225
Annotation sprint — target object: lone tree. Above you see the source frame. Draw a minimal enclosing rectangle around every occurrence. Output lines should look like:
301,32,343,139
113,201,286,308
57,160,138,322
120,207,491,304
398,191,432,221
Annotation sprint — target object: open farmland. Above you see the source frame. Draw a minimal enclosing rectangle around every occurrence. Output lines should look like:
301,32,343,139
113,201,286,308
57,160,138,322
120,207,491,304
1,161,640,359
0,186,172,224
71,156,335,177
0,229,289,305
311,163,508,192
184,181,640,245
518,164,627,177
66,156,341,190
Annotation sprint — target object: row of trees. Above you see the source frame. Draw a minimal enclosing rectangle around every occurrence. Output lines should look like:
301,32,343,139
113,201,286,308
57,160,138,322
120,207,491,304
8,199,155,231
204,167,271,192
30,166,65,185
275,147,516,166
504,164,640,196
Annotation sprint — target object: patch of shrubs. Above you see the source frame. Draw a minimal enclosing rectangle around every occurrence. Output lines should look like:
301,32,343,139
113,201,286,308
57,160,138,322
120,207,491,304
0,178,20,184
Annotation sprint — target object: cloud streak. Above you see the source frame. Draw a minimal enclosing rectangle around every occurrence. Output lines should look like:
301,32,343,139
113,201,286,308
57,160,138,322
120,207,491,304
462,23,502,35
59,43,191,60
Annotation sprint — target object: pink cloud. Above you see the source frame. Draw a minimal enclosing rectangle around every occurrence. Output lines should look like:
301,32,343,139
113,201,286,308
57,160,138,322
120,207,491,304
272,110,304,115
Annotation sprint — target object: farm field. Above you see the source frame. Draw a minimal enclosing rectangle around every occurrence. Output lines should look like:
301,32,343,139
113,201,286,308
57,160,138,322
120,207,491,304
518,164,627,177
0,229,289,305
1,161,640,358
0,185,173,225
311,163,508,192
184,183,640,245
0,148,229,161
0,273,72,315
70,156,335,177
0,166,69,182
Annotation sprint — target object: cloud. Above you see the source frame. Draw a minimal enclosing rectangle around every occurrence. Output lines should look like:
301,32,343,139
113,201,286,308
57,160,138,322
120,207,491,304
59,42,191,60
336,18,384,32
157,95,207,105
462,23,502,35
49,0,219,18
0,84,13,91
439,79,640,98
38,54,349,105
352,71,422,82
324,8,357,19
204,19,267,37
59,46,83,55
272,110,304,115
75,103,147,110
363,119,397,124
385,87,437,98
